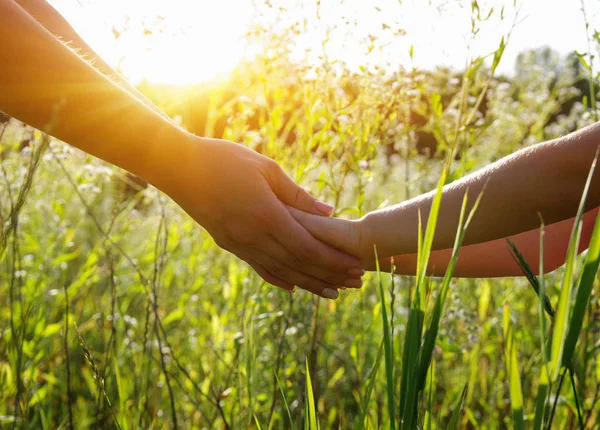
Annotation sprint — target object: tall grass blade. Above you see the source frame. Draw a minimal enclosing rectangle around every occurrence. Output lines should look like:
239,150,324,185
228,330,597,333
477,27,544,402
399,213,423,423
550,153,598,381
63,285,74,430
562,203,600,366
359,340,384,429
400,163,449,427
415,164,448,291
375,247,396,430
398,214,422,426
533,223,549,430
537,224,549,362
254,415,263,430
418,189,484,393
509,239,586,429
507,240,554,318
569,370,585,429
424,361,436,430
246,314,255,425
304,359,318,430
275,373,295,430
415,210,424,288
74,322,122,430
503,304,524,430
445,384,467,429
547,368,567,429
532,363,549,430
399,299,424,429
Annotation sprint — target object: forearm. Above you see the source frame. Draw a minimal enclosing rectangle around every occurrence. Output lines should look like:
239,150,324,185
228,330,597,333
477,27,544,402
14,0,171,122
361,122,600,260
0,0,190,188
380,208,597,277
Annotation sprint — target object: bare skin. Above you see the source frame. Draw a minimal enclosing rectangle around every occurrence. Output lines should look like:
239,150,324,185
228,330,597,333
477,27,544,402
0,0,365,299
14,0,172,121
288,122,600,277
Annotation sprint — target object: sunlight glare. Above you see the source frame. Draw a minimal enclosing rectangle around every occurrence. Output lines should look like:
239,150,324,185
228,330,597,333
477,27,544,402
121,1,252,84
50,0,254,85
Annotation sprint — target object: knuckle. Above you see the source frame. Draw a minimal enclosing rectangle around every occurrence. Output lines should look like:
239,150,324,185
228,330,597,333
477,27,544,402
297,243,317,261
263,159,282,180
286,254,304,270
294,186,310,204
257,205,281,226
270,160,284,176
267,260,286,277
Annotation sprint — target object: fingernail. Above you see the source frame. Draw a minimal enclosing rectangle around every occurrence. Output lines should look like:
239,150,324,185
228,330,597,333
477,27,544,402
322,288,339,299
345,279,363,289
315,200,334,216
347,268,365,277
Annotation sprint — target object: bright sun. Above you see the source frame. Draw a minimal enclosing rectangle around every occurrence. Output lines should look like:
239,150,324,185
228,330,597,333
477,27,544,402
119,1,254,85
49,0,254,85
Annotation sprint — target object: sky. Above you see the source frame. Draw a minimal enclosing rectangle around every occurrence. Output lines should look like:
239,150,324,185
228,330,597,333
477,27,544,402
47,0,600,85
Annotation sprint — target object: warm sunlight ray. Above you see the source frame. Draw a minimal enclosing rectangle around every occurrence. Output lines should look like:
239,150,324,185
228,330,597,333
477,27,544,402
119,2,252,84
50,0,254,84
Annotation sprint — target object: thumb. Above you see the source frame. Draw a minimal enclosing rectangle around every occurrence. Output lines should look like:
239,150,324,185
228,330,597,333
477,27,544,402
269,164,334,216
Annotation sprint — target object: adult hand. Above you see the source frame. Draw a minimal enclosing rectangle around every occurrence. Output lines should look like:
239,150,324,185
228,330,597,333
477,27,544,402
155,136,364,299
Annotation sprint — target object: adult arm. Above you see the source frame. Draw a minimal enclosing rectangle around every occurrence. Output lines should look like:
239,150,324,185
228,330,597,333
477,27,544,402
0,0,362,298
15,0,169,121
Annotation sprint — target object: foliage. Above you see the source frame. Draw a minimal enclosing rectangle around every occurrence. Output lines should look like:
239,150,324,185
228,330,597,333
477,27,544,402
1,1,600,428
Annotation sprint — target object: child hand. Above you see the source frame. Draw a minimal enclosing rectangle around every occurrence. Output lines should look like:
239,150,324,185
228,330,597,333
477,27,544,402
286,206,375,275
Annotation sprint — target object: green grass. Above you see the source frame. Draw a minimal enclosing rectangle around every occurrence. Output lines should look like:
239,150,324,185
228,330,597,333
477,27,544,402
1,1,600,428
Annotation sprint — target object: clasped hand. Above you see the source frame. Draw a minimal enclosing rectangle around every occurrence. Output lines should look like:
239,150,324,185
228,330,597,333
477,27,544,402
158,135,365,299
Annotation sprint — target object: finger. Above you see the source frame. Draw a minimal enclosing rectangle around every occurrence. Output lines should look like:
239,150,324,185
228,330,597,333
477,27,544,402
251,249,341,300
268,164,334,216
269,204,362,276
234,248,295,292
286,205,360,256
248,260,296,293
257,236,363,287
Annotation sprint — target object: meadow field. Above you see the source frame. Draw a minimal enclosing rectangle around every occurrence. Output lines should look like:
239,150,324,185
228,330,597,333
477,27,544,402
1,0,600,428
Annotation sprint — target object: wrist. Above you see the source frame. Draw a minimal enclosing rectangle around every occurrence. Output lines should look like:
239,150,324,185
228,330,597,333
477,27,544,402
359,209,407,267
141,129,207,195
356,215,378,266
